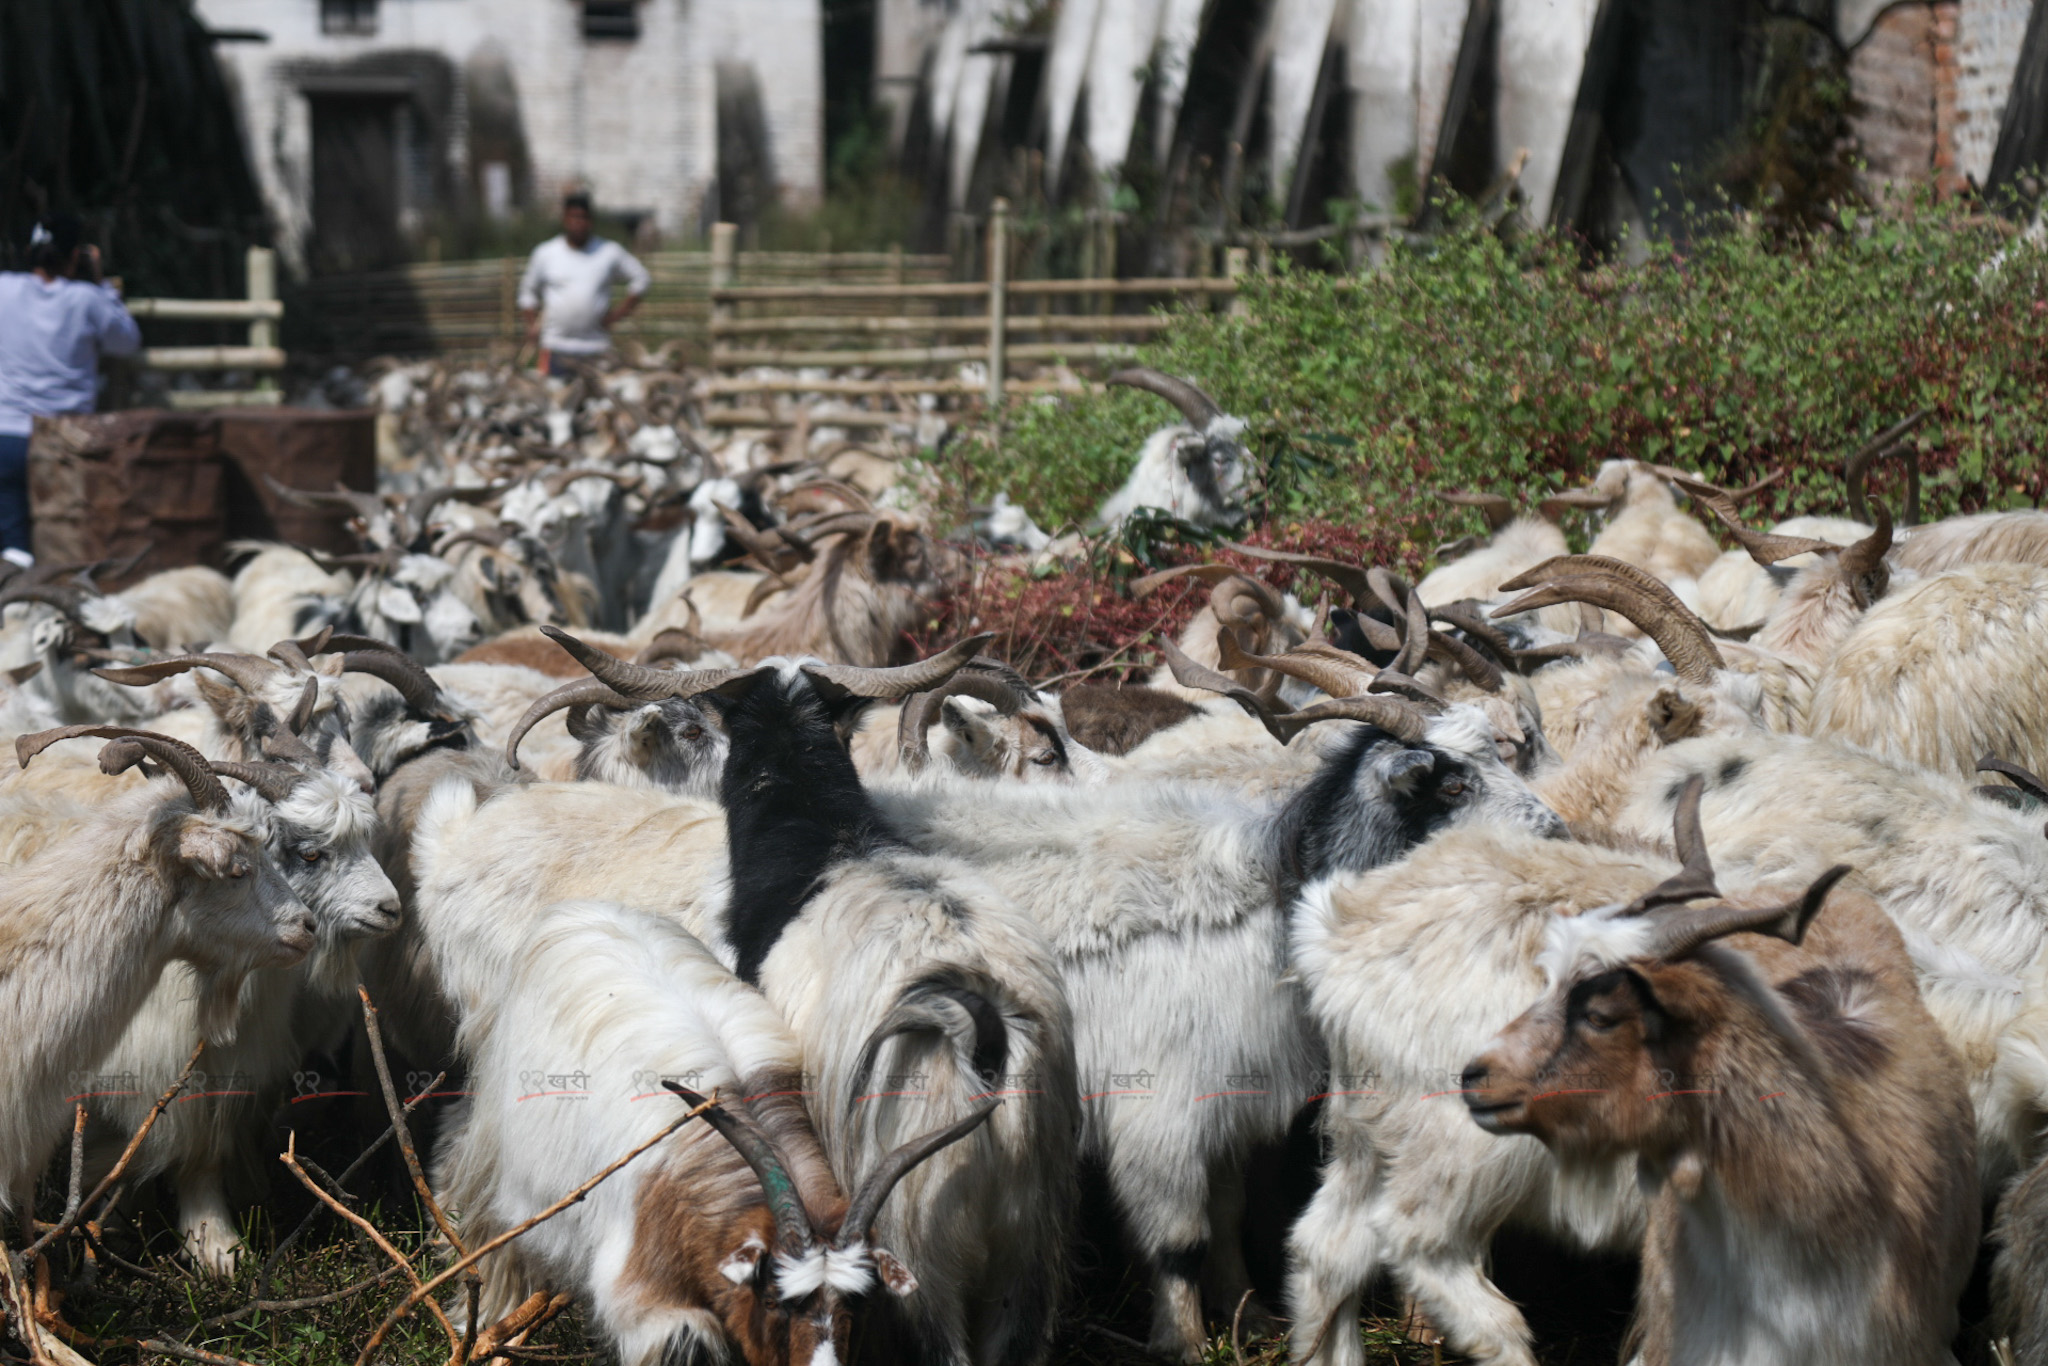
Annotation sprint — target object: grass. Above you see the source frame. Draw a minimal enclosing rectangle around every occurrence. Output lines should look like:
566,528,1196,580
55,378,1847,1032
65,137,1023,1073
964,195,2048,553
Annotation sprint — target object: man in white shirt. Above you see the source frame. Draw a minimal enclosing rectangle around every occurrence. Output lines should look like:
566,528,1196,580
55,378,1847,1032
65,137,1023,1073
516,193,651,377
0,214,142,566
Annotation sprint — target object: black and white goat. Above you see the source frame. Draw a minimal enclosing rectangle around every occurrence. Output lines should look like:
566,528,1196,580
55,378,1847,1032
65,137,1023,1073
873,692,1564,1361
408,633,1079,1366
1093,370,1248,531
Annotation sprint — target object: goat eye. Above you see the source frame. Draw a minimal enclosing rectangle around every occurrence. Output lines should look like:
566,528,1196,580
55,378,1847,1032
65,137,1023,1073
1442,779,1466,796
1031,751,1059,767
299,849,323,864
1583,1010,1619,1031
683,726,704,740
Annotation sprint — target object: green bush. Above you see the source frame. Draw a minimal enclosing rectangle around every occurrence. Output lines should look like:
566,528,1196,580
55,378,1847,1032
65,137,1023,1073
969,200,2048,562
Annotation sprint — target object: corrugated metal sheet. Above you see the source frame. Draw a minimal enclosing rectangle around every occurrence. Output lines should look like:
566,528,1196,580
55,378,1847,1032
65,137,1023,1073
1499,0,1601,221
1043,0,1103,186
1084,0,1167,179
1268,0,1343,187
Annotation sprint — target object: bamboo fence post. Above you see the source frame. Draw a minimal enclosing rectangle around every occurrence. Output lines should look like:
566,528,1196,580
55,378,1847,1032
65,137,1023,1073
1225,246,1249,317
709,222,737,373
246,247,277,397
986,198,1009,410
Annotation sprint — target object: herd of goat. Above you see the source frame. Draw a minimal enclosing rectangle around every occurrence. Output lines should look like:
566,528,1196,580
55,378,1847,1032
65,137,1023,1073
3,361,2048,1366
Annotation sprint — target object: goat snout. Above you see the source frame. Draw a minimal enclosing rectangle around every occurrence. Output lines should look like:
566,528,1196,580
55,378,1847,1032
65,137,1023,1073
1459,1053,1523,1133
275,913,318,960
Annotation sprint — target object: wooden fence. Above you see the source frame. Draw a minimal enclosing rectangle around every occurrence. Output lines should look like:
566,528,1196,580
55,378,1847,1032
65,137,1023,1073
701,202,1247,426
126,246,285,408
289,247,951,358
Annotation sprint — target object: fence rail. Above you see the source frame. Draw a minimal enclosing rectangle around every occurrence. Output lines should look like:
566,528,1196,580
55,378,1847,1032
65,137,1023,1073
124,247,283,408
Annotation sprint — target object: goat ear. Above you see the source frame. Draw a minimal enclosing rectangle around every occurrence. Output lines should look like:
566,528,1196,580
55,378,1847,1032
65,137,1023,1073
563,702,607,742
865,522,901,580
1373,747,1435,793
869,1247,917,1297
1646,687,1702,745
177,819,247,880
718,1237,766,1286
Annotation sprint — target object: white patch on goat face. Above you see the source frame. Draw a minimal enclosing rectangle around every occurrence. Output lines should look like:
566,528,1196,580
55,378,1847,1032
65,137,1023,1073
775,1248,830,1302
822,1245,875,1295
1537,904,1660,987
807,1343,840,1366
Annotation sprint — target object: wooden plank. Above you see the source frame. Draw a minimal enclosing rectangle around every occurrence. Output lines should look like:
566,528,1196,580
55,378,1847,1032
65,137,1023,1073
710,313,1176,336
127,297,284,321
144,345,287,370
711,341,1138,367
715,280,992,302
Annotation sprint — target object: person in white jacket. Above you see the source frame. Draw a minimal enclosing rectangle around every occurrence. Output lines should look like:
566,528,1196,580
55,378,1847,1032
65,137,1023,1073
516,192,651,376
0,213,142,567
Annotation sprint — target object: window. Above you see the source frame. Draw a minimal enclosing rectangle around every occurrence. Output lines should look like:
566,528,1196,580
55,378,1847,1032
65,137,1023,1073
581,0,639,41
320,0,378,36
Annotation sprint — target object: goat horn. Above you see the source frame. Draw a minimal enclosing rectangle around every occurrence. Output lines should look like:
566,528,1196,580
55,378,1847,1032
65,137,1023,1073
1534,489,1614,522
1216,632,1377,700
897,671,1030,773
1978,755,2048,805
1404,588,1503,693
779,510,880,551
1647,865,1852,964
269,640,315,673
840,1101,1001,1246
1492,574,1724,684
1384,581,1431,677
540,625,764,701
1436,490,1514,534
290,626,336,659
208,760,304,804
1129,563,1244,599
313,633,407,658
1206,572,1287,628
664,1085,820,1254
541,467,640,500
802,633,997,701
1836,500,1893,581
1427,601,1518,669
1844,411,1929,525
92,650,284,693
283,677,321,737
1157,636,1297,744
0,582,93,617
634,627,712,667
1274,695,1432,745
506,677,636,770
742,572,795,619
1223,543,1372,607
1647,465,1785,503
780,477,875,514
432,529,510,557
18,726,231,813
342,651,450,718
1107,367,1223,428
265,476,389,531
1668,477,1834,567
405,482,505,535
715,502,814,568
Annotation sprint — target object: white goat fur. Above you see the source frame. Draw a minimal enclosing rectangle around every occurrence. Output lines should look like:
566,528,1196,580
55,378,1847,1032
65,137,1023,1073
1894,509,2048,574
122,566,235,649
407,778,1078,1366
1416,517,1582,637
1806,563,2048,783
1612,731,2048,1187
227,546,354,653
1284,827,1667,1366
432,900,838,1365
1094,416,1247,529
0,781,313,1214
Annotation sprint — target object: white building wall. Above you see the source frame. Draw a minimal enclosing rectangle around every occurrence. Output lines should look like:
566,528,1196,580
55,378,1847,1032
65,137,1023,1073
1955,0,2035,183
196,0,821,271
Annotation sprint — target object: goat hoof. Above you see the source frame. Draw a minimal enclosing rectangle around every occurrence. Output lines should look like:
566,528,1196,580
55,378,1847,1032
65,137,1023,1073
182,1224,244,1278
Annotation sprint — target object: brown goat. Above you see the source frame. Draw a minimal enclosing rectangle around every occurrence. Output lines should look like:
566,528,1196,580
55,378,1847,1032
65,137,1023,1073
1462,779,1978,1366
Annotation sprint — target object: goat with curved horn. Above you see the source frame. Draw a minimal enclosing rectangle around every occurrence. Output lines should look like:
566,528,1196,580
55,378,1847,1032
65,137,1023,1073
897,669,1035,773
1223,543,1372,607
17,725,232,812
93,650,284,694
802,633,998,701
1107,367,1225,428
1216,631,1379,701
838,1100,1001,1246
341,650,456,718
1491,570,1726,684
540,624,766,701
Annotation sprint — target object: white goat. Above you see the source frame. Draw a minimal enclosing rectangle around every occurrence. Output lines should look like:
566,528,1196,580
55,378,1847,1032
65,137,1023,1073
1093,369,1248,531
0,727,315,1215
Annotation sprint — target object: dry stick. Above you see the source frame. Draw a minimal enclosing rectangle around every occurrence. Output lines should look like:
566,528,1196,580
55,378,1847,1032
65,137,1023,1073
137,1339,263,1366
357,987,465,1258
1231,1288,1254,1366
280,1131,462,1360
57,1108,85,1240
256,1071,446,1302
0,1248,60,1366
25,1041,204,1263
452,1275,480,1366
353,1101,711,1366
470,1291,571,1364
196,1267,404,1329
